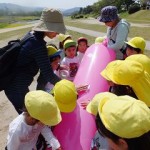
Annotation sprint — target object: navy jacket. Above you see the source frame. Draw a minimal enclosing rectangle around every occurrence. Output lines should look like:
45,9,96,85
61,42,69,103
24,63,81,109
6,32,60,92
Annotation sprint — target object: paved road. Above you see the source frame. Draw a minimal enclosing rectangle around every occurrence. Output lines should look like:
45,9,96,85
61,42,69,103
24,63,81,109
0,23,150,50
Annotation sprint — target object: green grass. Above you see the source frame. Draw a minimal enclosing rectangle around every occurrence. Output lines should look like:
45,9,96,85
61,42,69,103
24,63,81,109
65,18,150,41
0,16,39,29
0,27,32,41
0,23,28,29
124,10,150,23
0,26,150,58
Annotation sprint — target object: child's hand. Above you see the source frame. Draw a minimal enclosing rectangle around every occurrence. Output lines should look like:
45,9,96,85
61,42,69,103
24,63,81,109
76,84,90,93
59,65,69,70
80,100,90,109
56,147,63,150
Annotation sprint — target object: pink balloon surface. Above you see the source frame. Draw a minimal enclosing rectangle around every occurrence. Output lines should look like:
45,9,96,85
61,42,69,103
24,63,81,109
53,44,115,150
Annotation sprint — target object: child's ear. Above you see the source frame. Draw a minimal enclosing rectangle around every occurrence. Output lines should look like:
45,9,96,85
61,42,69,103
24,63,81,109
118,139,128,149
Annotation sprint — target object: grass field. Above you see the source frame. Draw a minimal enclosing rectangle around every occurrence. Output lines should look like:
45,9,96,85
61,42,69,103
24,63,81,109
0,9,150,56
64,18,150,41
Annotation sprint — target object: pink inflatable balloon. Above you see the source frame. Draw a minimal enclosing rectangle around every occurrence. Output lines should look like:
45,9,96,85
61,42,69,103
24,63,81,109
53,44,115,150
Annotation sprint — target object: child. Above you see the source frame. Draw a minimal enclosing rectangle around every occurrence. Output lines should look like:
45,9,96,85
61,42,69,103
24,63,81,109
53,79,78,112
95,93,150,150
77,37,88,62
37,45,62,91
101,59,150,107
125,37,146,57
6,90,62,150
58,33,72,59
126,54,150,75
95,36,105,44
61,40,80,81
86,92,117,150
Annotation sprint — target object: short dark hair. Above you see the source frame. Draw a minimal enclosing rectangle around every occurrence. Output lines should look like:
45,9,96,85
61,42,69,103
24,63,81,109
96,114,150,150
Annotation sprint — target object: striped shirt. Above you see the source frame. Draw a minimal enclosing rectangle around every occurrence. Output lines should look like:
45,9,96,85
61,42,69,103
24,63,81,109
6,32,60,92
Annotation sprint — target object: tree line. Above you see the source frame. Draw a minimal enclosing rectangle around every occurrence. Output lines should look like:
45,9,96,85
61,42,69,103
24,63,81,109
71,0,150,19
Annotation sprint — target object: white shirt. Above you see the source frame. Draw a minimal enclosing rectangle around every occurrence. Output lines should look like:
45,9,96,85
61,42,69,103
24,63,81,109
7,113,60,150
77,51,85,63
61,56,80,81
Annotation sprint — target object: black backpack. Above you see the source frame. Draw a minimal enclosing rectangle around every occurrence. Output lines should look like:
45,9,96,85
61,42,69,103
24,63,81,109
0,32,33,91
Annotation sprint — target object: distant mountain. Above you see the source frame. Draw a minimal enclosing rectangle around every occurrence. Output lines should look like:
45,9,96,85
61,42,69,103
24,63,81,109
0,3,43,14
62,7,81,16
0,3,80,16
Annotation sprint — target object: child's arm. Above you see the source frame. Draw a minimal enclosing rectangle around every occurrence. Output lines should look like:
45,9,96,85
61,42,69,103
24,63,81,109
41,126,62,150
80,100,90,109
7,128,21,150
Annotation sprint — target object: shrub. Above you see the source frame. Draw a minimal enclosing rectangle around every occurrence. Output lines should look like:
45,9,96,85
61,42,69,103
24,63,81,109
128,4,141,14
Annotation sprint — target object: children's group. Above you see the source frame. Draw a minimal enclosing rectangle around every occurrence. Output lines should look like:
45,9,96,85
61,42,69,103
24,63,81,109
4,5,150,150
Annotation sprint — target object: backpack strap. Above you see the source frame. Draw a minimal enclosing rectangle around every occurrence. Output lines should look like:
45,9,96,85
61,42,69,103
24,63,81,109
20,32,34,45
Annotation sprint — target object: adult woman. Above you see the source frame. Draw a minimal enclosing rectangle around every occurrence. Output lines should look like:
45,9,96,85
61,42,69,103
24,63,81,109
99,6,130,59
4,8,66,114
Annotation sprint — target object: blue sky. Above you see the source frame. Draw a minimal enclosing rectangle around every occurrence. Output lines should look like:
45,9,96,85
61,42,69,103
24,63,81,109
0,0,98,9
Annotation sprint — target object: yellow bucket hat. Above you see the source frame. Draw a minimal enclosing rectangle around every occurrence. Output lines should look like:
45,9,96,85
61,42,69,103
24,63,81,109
101,60,123,82
86,92,117,116
112,60,144,85
63,39,76,50
101,60,144,85
126,54,150,75
25,90,62,126
125,37,146,52
101,60,150,106
47,45,62,58
98,95,150,138
58,33,71,42
54,79,77,113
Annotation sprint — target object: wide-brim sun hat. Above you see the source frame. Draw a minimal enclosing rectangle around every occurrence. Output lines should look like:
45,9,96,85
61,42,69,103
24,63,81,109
33,8,66,34
125,37,146,52
98,94,150,138
58,34,72,42
126,54,150,74
25,90,62,126
54,79,77,113
98,6,119,22
86,92,117,116
64,39,76,50
47,45,62,58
